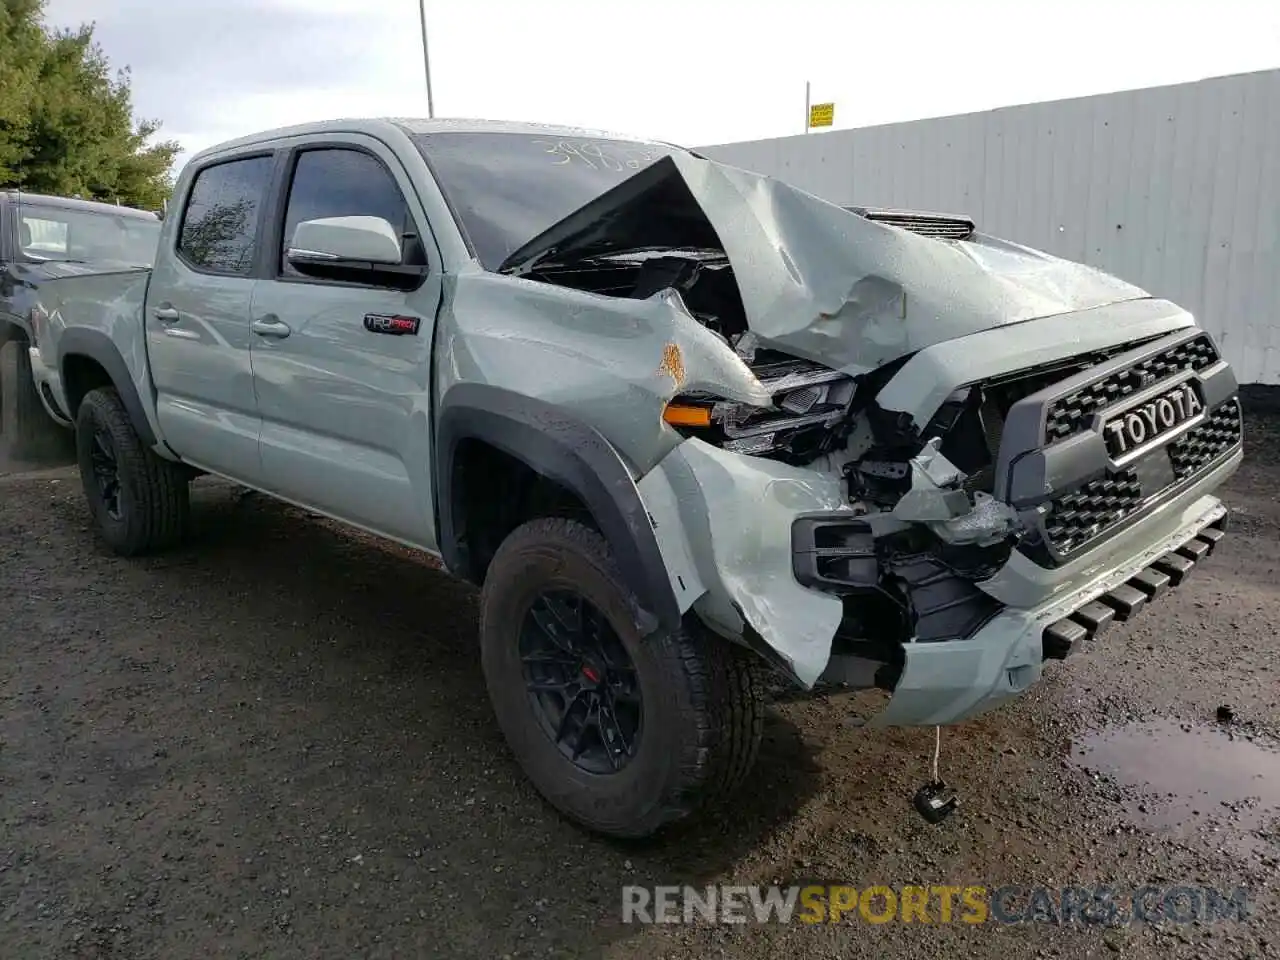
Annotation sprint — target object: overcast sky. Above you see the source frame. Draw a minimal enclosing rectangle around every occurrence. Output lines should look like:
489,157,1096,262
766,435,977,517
43,0,1280,173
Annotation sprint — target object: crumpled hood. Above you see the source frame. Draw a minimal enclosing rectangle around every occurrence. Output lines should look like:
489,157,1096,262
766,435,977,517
501,152,1149,373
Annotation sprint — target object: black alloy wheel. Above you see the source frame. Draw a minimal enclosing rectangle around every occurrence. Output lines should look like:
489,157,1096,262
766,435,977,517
75,386,190,556
480,517,766,838
88,425,123,521
519,589,643,774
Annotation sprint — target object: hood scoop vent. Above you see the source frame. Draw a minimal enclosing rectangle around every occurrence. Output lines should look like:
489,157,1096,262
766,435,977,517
846,207,976,241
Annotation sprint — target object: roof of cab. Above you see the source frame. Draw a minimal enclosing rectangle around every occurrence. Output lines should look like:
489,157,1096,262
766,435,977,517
187,117,676,164
0,191,159,220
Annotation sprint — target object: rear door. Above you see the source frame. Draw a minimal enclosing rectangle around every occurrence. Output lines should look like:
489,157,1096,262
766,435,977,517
147,153,274,482
248,135,442,547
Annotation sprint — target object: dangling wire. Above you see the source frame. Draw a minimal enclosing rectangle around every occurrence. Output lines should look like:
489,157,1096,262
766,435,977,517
931,725,941,782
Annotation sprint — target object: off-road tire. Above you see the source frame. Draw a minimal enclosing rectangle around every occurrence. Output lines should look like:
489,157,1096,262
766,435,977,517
0,339,69,461
75,386,189,556
480,517,765,838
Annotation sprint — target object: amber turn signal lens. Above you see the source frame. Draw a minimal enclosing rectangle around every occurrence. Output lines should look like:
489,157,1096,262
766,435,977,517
662,403,712,428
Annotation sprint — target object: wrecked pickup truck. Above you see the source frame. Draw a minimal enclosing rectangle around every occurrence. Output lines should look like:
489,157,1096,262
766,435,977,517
27,119,1241,838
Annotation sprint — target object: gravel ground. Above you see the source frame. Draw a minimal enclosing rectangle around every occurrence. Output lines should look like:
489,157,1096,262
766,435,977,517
2,410,1279,959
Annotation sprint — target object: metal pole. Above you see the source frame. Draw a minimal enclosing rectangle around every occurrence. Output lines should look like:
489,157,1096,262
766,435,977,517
804,80,810,134
418,0,435,118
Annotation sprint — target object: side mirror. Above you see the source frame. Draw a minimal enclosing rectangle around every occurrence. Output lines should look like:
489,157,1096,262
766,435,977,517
285,216,427,289
288,216,403,266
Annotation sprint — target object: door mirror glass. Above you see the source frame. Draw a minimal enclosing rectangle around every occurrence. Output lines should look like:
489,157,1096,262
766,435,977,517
287,216,403,267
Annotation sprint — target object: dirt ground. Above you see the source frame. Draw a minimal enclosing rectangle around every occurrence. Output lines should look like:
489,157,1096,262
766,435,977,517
2,408,1279,960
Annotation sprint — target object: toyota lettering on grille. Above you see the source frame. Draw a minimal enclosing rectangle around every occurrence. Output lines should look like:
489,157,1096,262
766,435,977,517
1102,382,1203,457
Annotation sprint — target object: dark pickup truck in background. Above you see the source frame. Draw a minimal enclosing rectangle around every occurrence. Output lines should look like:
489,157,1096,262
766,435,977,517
0,191,161,459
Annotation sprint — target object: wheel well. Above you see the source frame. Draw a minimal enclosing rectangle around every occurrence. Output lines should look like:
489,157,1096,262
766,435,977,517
452,438,595,583
62,354,114,418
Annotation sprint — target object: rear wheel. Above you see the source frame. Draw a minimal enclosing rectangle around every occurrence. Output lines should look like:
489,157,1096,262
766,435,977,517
480,517,765,838
75,386,189,555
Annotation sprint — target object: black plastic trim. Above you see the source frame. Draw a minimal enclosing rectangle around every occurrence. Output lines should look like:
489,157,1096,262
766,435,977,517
1041,513,1227,660
58,327,156,446
1129,567,1171,598
1152,553,1194,584
792,512,1003,644
1006,430,1109,508
1099,583,1147,620
435,384,679,637
1043,619,1087,659
791,513,878,592
39,381,69,421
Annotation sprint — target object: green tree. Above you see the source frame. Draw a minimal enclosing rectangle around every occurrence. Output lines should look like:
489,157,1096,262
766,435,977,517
0,0,179,209
0,0,45,183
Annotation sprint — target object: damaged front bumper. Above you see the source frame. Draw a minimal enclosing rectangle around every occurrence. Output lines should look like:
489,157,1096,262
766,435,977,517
865,484,1232,726
634,314,1244,727
639,435,1237,726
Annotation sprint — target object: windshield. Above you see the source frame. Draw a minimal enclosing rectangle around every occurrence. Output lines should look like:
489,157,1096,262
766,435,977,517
16,203,162,267
413,132,672,271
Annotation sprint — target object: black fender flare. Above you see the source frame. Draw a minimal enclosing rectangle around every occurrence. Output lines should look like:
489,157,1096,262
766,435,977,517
435,383,681,637
59,327,157,447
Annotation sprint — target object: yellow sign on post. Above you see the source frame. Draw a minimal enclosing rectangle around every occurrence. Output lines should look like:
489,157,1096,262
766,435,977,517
808,102,835,128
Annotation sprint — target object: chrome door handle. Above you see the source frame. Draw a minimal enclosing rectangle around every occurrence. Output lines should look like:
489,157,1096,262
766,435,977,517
251,315,292,339
153,306,180,324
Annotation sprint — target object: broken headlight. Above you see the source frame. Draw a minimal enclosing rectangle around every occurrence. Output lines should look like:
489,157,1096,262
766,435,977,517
664,355,857,463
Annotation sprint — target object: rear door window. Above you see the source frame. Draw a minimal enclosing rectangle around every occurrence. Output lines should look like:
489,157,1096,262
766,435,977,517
178,155,273,275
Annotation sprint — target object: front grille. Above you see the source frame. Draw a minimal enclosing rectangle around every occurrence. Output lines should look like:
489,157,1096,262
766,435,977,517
1169,398,1242,478
1043,472,1143,554
1041,397,1240,555
1044,335,1220,441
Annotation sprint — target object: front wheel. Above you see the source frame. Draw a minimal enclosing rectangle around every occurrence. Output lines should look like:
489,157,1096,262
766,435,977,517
480,517,765,838
75,386,190,556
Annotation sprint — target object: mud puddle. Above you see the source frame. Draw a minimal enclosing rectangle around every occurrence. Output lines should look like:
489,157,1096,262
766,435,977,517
1072,718,1280,858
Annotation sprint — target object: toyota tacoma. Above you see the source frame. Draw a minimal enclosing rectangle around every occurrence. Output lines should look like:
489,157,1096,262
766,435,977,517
25,119,1242,837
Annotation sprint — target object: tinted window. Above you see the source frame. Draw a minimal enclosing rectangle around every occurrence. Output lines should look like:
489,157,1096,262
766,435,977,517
413,132,670,271
280,148,413,277
178,156,272,275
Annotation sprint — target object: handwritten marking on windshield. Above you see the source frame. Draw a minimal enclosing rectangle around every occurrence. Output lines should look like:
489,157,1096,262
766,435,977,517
530,139,663,171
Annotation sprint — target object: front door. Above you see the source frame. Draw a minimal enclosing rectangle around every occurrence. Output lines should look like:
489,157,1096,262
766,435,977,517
249,137,442,548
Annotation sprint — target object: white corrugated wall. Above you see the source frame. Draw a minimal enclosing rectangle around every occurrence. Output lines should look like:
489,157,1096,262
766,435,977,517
698,70,1280,385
